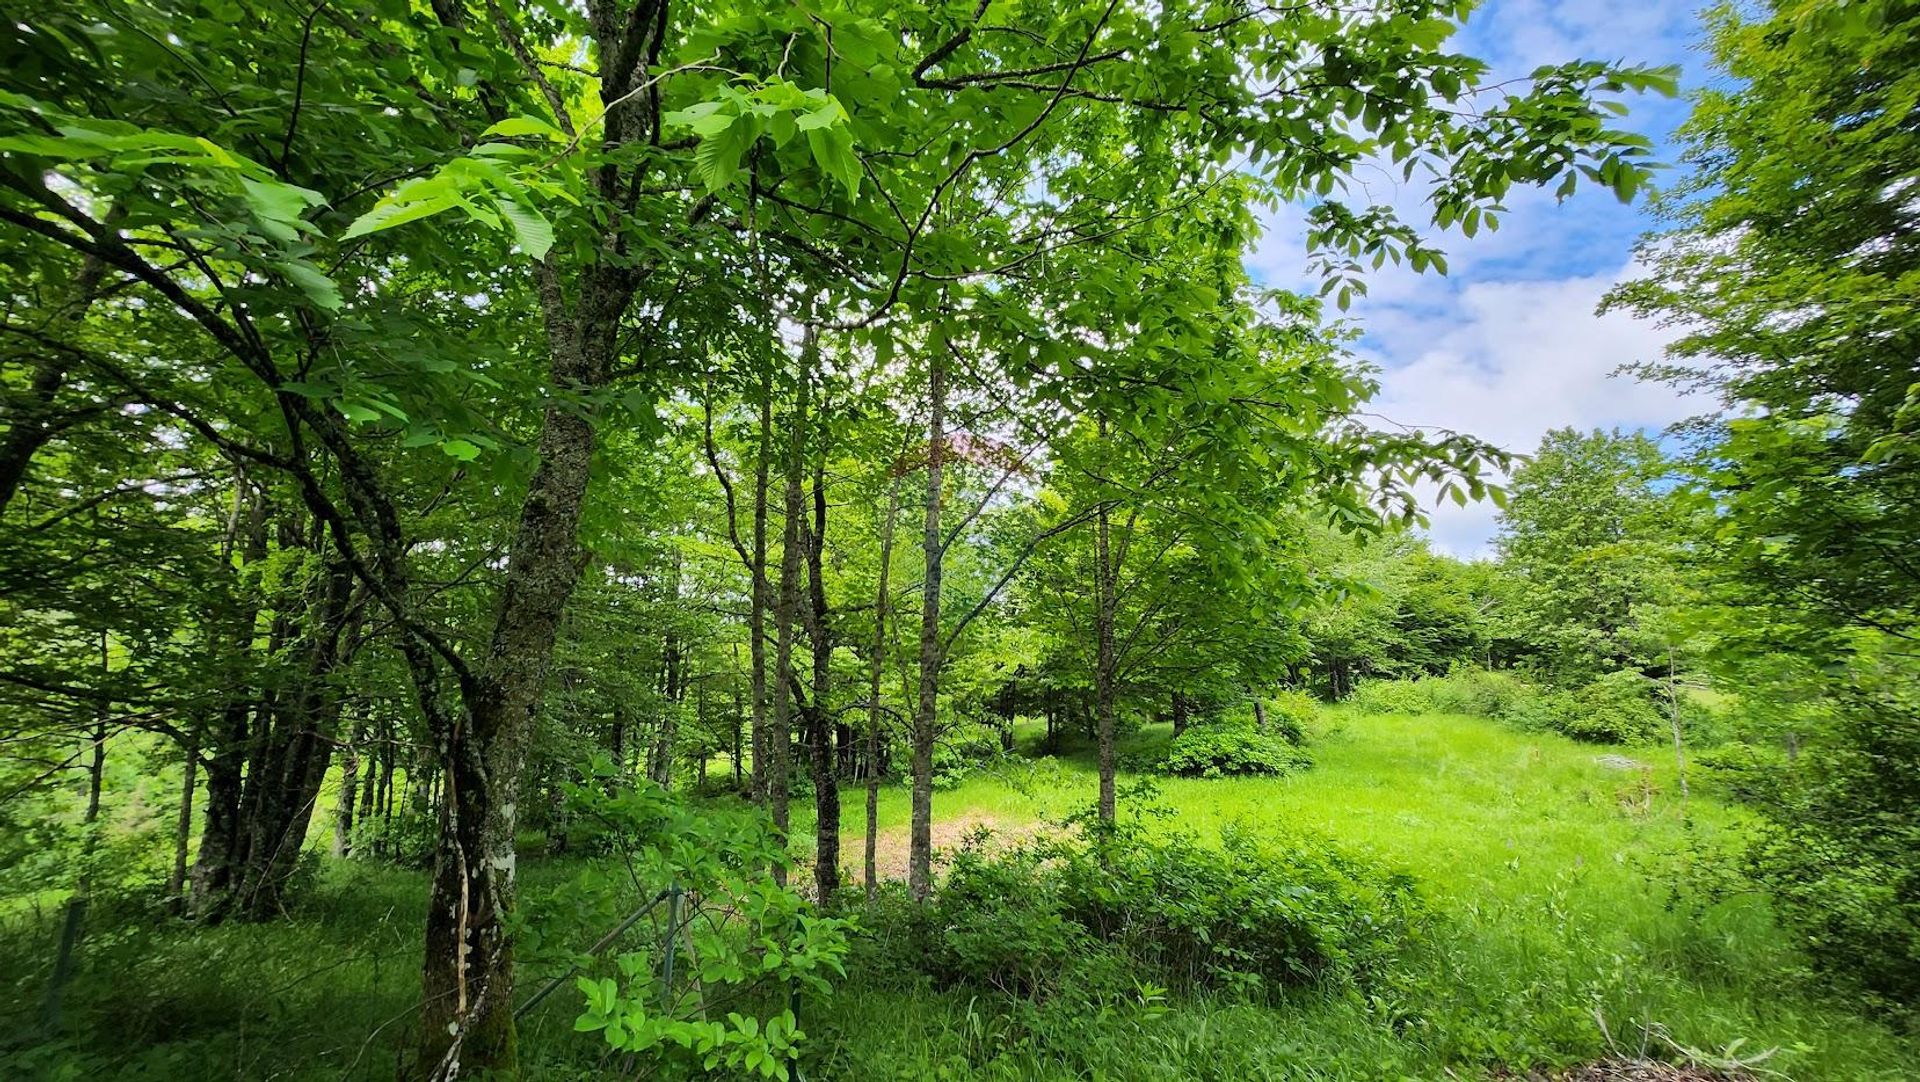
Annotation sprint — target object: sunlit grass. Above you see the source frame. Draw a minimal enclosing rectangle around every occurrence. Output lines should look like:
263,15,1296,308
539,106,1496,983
808,710,1913,1080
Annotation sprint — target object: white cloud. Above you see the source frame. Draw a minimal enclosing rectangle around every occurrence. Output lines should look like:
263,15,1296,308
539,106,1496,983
1237,0,1708,558
1359,265,1704,557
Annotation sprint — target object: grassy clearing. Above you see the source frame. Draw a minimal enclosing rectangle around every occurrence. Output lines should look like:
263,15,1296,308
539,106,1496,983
810,711,1911,1080
2,710,1911,1080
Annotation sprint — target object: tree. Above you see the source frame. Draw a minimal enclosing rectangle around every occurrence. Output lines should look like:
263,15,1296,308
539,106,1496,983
1604,0,1920,1008
1495,428,1677,684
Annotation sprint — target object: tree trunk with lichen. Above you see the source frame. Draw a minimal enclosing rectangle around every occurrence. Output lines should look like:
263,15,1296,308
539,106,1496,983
803,380,838,902
415,264,626,1079
910,348,946,901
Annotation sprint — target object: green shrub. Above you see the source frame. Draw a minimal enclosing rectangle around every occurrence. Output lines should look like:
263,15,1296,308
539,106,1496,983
879,818,1423,1002
1715,682,1920,1018
1156,726,1311,778
1260,689,1319,743
1349,669,1545,722
1349,678,1433,715
1508,670,1666,744
552,761,854,1078
1426,669,1536,718
1350,667,1666,745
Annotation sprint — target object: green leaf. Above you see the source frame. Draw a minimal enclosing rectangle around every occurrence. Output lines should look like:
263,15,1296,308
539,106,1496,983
805,124,859,195
482,115,567,142
440,438,482,462
242,178,323,224
342,192,464,240
493,198,554,260
793,97,846,132
694,121,755,192
274,260,342,311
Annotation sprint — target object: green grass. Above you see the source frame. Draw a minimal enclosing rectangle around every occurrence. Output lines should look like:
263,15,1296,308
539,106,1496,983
3,710,1912,1079
808,711,1912,1080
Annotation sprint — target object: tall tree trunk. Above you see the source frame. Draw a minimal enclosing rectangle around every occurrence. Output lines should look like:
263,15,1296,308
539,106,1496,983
769,369,805,885
652,629,680,787
910,347,947,901
416,262,630,1079
866,477,900,902
1094,491,1118,825
190,700,250,919
1251,695,1268,735
190,477,266,920
357,721,380,839
1171,691,1189,737
803,401,838,902
730,657,745,788
749,374,773,803
166,735,198,910
42,717,106,1030
333,729,360,859
232,551,356,919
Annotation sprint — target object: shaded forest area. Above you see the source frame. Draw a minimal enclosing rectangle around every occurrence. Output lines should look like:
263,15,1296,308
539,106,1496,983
1,1,1915,1079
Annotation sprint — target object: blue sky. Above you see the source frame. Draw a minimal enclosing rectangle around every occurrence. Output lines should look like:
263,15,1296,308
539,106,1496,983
1246,0,1712,556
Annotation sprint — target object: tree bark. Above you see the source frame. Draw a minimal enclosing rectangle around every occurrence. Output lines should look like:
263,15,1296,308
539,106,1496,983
42,718,106,1030
866,476,901,902
747,377,774,802
769,367,805,885
332,729,360,859
1094,490,1118,825
910,347,947,900
416,261,632,1079
231,550,356,920
166,735,198,910
803,395,838,902
190,477,266,920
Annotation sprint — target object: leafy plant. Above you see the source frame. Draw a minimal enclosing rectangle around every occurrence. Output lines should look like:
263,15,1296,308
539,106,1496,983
873,815,1422,1004
1262,689,1320,744
544,761,853,1080
1155,727,1312,779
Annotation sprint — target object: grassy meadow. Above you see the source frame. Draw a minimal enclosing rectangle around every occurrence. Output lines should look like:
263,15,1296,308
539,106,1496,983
3,709,1911,1080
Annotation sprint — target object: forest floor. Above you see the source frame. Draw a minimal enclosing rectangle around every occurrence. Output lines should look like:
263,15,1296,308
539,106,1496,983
2,709,1914,1080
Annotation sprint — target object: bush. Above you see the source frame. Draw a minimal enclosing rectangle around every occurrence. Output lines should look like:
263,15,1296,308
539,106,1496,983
1718,681,1920,1017
1349,669,1543,722
549,761,854,1078
1349,678,1433,716
1427,669,1536,718
1155,727,1310,778
1260,689,1319,743
875,818,1423,1002
1509,670,1666,744
1351,668,1670,745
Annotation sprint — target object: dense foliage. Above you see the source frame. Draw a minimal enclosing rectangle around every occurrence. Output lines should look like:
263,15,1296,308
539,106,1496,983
866,817,1421,1001
1602,0,1920,1011
1155,727,1312,779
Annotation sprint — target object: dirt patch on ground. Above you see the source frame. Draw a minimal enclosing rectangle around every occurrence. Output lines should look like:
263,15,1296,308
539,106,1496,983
796,813,1049,891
